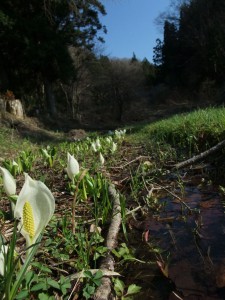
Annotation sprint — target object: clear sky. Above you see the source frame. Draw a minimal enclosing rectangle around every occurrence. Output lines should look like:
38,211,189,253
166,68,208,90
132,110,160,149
99,0,171,62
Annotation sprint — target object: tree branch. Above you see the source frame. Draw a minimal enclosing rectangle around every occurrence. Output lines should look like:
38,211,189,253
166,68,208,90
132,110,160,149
174,139,225,169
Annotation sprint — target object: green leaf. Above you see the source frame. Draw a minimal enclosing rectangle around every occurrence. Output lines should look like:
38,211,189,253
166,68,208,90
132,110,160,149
93,279,101,287
122,296,133,300
93,270,103,280
31,282,48,292
32,262,52,274
15,290,29,299
60,275,71,294
84,270,92,279
126,284,142,296
25,270,34,286
83,284,95,299
38,293,51,300
9,235,42,299
46,278,60,289
114,278,125,296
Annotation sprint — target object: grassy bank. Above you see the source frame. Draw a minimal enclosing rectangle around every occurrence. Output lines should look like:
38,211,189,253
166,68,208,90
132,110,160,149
129,107,225,156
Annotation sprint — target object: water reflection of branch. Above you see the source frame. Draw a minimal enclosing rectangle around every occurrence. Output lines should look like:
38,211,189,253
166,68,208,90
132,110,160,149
153,182,193,212
166,223,177,250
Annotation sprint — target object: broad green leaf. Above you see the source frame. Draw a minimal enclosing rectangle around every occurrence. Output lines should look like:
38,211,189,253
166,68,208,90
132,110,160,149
126,284,142,295
15,290,29,299
114,278,125,296
38,293,55,300
32,262,52,274
25,270,34,286
31,282,48,292
46,278,60,289
93,270,103,280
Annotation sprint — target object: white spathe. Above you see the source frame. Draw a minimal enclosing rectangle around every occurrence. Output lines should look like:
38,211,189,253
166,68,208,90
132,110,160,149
112,142,117,153
66,153,80,180
12,160,18,167
91,142,97,152
0,245,8,276
14,174,55,247
41,149,50,158
95,138,101,150
0,167,16,196
99,152,105,166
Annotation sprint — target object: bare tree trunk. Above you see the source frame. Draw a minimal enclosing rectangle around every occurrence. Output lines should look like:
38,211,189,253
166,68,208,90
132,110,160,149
44,78,57,116
0,63,9,90
113,88,123,122
70,82,81,121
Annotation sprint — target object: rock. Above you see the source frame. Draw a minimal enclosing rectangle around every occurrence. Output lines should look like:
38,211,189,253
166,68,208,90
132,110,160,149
0,98,6,112
67,129,87,141
6,99,24,119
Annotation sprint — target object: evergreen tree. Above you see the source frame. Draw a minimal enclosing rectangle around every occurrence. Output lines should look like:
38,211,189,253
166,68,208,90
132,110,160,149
0,0,106,115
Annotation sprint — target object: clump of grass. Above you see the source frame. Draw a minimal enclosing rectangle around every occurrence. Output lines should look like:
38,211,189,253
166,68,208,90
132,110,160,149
129,107,225,155
0,126,35,159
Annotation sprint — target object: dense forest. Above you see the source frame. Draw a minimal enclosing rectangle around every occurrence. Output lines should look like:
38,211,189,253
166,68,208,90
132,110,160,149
0,0,225,125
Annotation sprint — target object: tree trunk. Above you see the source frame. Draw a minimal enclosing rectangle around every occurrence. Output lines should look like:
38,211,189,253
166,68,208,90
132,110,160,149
44,78,57,116
0,63,9,90
113,88,123,122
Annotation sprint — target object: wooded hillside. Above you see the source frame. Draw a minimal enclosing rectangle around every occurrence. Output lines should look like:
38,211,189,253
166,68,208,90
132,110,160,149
0,0,225,125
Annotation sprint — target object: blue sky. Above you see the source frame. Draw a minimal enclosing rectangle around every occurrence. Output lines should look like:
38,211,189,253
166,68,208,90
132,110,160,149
99,0,171,62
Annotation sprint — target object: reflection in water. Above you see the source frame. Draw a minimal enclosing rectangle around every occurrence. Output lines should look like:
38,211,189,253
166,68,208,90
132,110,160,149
127,184,225,300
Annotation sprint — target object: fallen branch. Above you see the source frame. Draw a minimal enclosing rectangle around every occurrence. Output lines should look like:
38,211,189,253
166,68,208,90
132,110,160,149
174,139,225,169
94,184,122,300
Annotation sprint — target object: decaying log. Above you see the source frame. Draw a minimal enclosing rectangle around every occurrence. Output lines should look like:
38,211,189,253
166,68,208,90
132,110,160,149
94,184,122,300
174,139,225,169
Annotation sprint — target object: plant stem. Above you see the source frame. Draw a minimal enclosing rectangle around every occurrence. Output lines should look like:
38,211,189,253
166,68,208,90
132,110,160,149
72,170,88,234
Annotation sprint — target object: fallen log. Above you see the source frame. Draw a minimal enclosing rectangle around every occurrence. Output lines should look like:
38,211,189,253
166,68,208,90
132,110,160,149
174,139,225,169
94,184,122,300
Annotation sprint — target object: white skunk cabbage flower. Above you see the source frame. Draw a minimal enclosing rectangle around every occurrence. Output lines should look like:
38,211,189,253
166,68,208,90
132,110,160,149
91,142,97,152
12,160,18,167
66,153,79,180
95,138,101,150
111,142,117,153
41,149,50,159
115,129,126,139
14,174,55,248
0,245,8,276
99,152,105,166
106,137,112,144
0,167,16,196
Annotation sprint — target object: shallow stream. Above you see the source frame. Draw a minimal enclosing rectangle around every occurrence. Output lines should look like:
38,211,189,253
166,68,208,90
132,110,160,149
126,180,225,300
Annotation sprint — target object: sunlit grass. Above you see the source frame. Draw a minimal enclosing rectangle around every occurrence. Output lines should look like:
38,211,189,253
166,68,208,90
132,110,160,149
128,107,225,154
0,127,36,159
